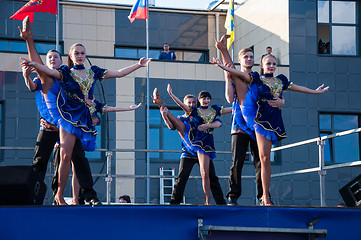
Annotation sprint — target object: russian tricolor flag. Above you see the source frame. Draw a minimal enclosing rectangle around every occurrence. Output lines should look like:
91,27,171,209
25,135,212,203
128,0,148,23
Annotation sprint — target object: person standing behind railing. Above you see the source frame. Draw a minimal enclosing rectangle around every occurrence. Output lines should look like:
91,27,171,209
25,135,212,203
158,43,176,61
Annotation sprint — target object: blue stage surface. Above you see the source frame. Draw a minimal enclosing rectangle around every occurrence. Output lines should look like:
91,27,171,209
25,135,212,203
0,205,360,240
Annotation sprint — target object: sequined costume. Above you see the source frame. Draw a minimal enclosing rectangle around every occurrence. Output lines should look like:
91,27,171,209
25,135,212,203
241,72,292,144
45,65,107,151
182,105,223,160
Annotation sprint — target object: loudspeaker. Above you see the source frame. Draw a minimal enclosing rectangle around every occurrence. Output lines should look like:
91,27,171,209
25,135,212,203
339,174,361,207
0,166,46,205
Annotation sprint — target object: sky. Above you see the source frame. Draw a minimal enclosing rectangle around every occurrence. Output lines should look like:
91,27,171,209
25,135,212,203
74,0,216,10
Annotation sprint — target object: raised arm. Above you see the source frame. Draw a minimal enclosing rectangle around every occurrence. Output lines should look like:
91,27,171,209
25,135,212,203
212,58,252,83
103,103,142,112
21,58,61,79
167,84,191,113
224,63,235,104
104,57,152,79
289,83,329,94
22,65,38,91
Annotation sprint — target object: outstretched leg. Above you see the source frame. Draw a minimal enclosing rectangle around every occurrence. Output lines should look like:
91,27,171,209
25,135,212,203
20,16,53,94
154,89,186,136
215,35,249,104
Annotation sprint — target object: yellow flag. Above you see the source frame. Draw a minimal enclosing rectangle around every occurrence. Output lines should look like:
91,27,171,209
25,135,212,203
224,0,234,50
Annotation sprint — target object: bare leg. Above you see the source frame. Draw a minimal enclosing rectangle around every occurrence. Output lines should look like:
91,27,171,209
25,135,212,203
215,35,248,104
255,133,273,206
154,89,186,136
198,153,211,205
55,128,76,205
71,162,80,205
20,16,53,94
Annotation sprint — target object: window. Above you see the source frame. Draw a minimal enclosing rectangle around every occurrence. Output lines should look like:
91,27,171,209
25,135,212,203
115,46,208,62
149,108,184,162
318,0,358,55
0,39,63,54
319,113,360,163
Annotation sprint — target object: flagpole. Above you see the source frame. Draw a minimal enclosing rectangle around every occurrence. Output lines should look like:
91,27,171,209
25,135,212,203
146,0,150,204
56,0,59,52
232,0,234,62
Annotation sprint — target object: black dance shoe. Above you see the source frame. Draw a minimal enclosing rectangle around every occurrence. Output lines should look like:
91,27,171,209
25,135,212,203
85,197,102,206
227,197,238,206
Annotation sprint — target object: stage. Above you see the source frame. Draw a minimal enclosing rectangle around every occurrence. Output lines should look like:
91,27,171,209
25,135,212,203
0,205,360,239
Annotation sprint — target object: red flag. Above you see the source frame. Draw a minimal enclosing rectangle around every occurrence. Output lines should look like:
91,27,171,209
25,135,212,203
10,0,57,23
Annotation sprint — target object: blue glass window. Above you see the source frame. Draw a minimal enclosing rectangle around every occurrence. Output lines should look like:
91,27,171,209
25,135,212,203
319,113,360,163
115,48,138,59
149,108,183,162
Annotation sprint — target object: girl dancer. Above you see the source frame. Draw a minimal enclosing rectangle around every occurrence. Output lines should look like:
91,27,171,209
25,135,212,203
20,17,151,205
152,84,231,205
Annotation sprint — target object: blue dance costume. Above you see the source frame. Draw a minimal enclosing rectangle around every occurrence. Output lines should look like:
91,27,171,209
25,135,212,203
33,78,58,128
241,72,292,144
45,65,107,151
182,105,223,160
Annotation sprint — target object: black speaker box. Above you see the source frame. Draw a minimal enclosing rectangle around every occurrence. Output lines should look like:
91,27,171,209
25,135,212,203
0,166,46,205
339,174,361,207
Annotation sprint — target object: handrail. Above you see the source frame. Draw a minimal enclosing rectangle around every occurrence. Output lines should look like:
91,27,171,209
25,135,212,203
1,127,361,205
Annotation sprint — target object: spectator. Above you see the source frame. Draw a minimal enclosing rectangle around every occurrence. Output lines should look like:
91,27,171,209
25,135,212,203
159,43,176,61
261,46,272,61
119,195,131,203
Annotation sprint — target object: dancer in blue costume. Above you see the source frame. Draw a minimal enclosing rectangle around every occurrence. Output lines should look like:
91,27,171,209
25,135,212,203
214,54,329,205
152,84,231,205
21,20,151,204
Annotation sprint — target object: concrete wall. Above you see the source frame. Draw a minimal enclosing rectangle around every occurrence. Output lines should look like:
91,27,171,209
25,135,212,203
234,0,289,65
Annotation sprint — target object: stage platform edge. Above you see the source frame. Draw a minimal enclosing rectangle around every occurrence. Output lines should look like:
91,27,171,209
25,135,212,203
0,205,360,240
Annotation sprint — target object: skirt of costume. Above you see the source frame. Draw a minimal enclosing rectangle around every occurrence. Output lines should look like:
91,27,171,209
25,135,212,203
35,91,58,126
45,79,97,151
181,120,217,160
241,84,279,144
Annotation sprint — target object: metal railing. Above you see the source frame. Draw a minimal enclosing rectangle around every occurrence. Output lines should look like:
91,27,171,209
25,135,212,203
1,128,361,206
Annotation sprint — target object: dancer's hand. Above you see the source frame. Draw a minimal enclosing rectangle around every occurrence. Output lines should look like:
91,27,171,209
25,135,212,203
214,35,230,50
22,65,34,78
267,97,285,108
315,84,329,93
21,58,36,67
18,16,33,41
138,57,152,67
129,103,142,110
198,124,209,131
210,58,225,69
85,96,95,107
